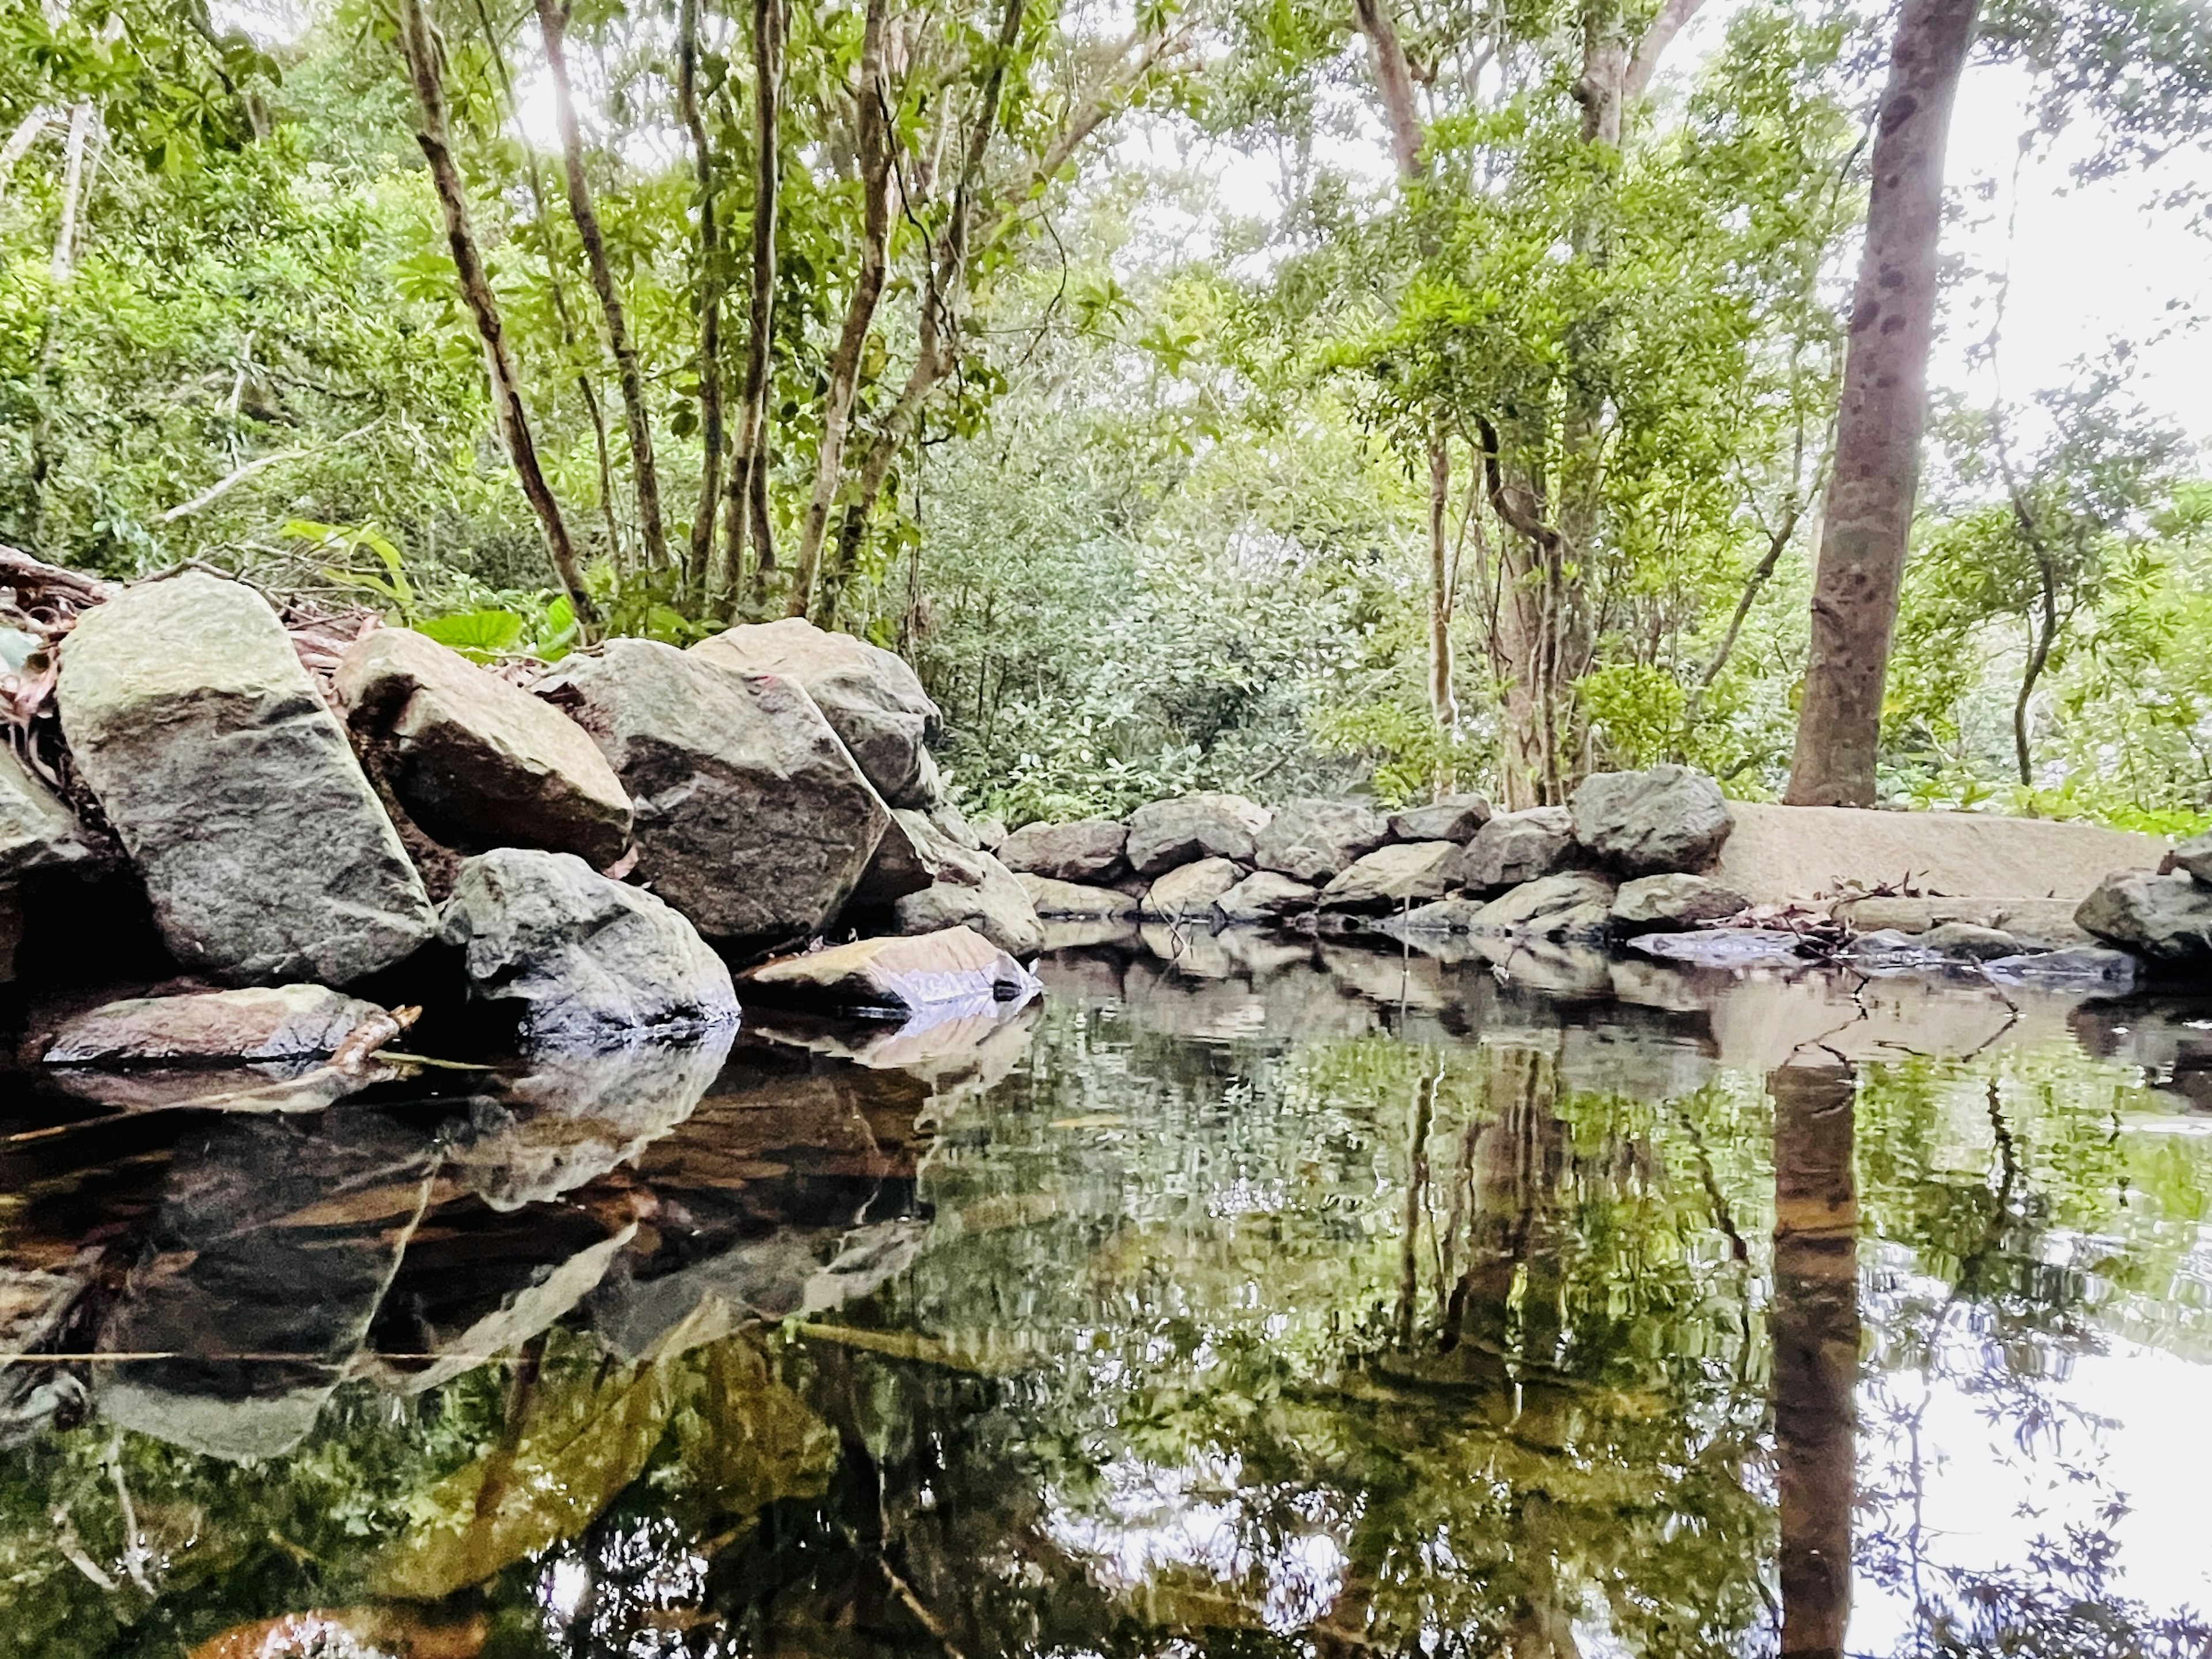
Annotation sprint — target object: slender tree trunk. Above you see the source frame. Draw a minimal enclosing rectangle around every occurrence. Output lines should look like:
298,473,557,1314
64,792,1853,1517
396,0,598,636
2013,556,2056,787
1351,0,1422,176
0,108,48,200
29,98,97,531
537,0,668,575
788,0,893,621
1426,433,1458,747
677,0,724,605
1785,0,1980,806
1769,1061,1858,1659
719,0,783,612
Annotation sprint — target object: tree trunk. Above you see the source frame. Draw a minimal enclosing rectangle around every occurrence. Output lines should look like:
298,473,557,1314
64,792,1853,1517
1768,1061,1858,1659
1426,433,1458,747
677,0,724,605
1351,0,1423,176
2013,554,2057,786
719,0,783,612
396,0,598,637
788,0,893,621
28,97,95,524
537,0,668,576
1785,0,1979,806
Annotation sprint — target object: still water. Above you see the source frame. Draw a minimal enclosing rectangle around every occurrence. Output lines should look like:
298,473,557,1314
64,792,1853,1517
2,929,2210,1657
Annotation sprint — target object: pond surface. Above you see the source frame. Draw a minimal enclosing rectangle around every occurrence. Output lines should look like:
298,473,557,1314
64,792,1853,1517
3,931,2211,1657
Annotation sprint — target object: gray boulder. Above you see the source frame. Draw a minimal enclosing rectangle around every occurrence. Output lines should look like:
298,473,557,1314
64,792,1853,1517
2168,831,2212,884
1018,873,1140,920
1388,794,1493,844
539,639,889,945
439,847,739,1047
56,572,436,985
1919,921,2024,961
1569,764,1733,875
44,984,388,1065
1471,872,1618,938
1214,870,1320,924
1253,799,1389,884
0,746,88,880
1320,840,1461,912
1446,806,1580,893
691,618,942,807
1610,872,1750,931
1125,793,1271,877
849,808,948,909
1143,856,1249,920
999,818,1130,883
335,627,632,866
2077,870,2212,962
891,839,1044,957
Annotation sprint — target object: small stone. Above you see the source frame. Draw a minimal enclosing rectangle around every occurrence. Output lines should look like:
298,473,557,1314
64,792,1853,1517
741,926,1039,1016
1388,794,1492,843
1446,807,1578,892
1213,869,1319,923
440,848,739,1048
1143,856,1249,920
1124,793,1272,877
44,985,389,1065
999,818,1130,883
1918,921,2024,961
1569,764,1734,875
2169,831,2212,885
1469,872,1617,938
1611,873,1750,931
1018,874,1140,920
2076,870,2212,962
1320,841,1461,912
1252,800,1389,883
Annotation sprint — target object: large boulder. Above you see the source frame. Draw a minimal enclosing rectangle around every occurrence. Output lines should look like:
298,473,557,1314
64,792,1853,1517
1388,794,1492,844
849,808,949,909
56,573,436,985
1445,806,1580,893
999,818,1129,884
439,848,740,1047
335,627,631,866
1569,764,1734,875
741,926,1039,1017
1470,872,1617,938
0,746,88,880
1142,856,1249,921
538,639,889,945
1125,793,1271,877
1320,841,1461,913
1213,869,1320,924
1609,872,1750,932
42,984,390,1065
691,618,942,807
2076,871,2212,963
1018,873,1140,920
1253,799,1389,884
889,828,1044,957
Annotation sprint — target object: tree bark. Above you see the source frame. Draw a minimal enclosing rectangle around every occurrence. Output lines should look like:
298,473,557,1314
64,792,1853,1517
788,0,893,621
719,0,784,612
677,0,724,603
396,0,598,637
1426,431,1458,744
1785,0,1979,806
537,0,668,576
1768,1060,1858,1659
2014,554,2056,787
1351,0,1423,176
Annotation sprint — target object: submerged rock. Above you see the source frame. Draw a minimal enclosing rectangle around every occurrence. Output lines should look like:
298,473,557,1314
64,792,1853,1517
1320,840,1461,912
691,617,943,807
998,818,1130,884
1253,799,1389,884
1446,806,1579,893
1983,945,2139,992
1470,872,1617,938
57,572,437,984
1569,764,1734,875
1378,897,1491,935
0,745,88,881
2076,870,2212,962
1213,869,1319,923
440,848,739,1047
1387,793,1492,844
43,984,389,1065
1018,873,1140,920
1610,872,1749,931
539,639,889,945
1143,855,1249,920
1918,921,2025,961
1125,793,1271,877
740,926,1040,1017
335,626,632,866
1628,928,1808,969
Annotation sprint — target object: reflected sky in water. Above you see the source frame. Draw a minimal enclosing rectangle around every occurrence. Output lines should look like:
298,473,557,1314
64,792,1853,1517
1,933,2210,1657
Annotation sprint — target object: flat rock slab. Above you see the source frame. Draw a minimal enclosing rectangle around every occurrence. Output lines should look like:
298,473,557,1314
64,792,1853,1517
1629,928,1812,969
691,618,942,807
741,926,1041,1018
44,984,388,1065
58,573,436,984
440,847,740,1047
1712,802,2164,905
336,627,632,865
540,639,889,945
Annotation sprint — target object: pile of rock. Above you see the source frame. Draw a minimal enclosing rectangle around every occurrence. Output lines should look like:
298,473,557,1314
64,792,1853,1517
1005,764,1754,946
5,569,1045,1064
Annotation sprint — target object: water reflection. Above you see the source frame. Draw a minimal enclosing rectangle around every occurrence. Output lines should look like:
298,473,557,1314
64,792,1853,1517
0,935,2207,1656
